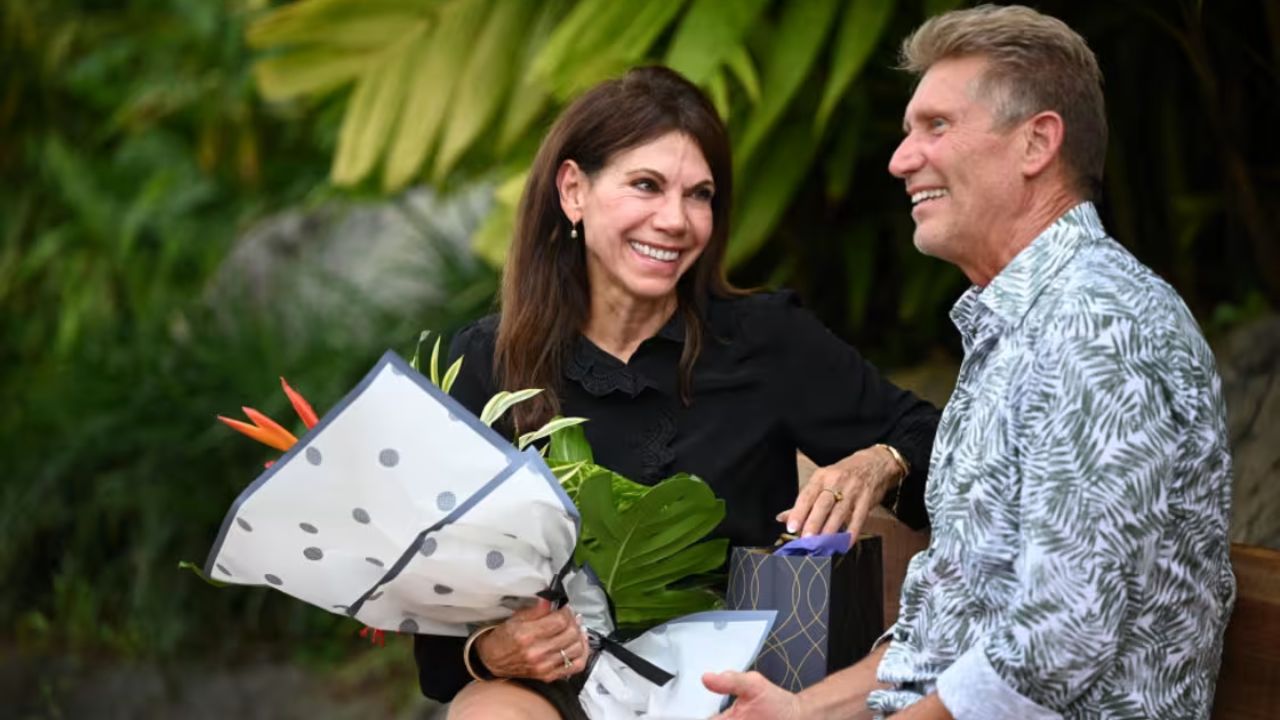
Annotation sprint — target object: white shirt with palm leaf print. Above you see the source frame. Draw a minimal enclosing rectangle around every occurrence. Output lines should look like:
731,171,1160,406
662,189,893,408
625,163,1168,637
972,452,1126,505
867,202,1235,719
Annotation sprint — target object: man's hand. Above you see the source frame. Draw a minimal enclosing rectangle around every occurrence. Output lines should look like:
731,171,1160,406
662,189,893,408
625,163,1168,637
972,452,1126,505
778,446,903,538
475,598,590,682
704,670,801,720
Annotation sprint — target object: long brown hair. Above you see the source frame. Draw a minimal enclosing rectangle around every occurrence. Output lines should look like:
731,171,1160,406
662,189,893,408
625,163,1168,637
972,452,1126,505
496,66,742,432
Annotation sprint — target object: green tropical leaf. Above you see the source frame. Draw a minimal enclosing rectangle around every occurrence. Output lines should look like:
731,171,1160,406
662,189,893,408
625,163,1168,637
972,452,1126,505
428,335,442,386
440,356,464,394
663,0,768,85
706,68,730,120
736,0,839,166
472,170,526,266
433,0,534,180
331,23,423,185
478,387,542,426
723,44,761,104
574,472,726,628
533,0,685,98
548,421,593,463
252,48,366,102
246,0,427,50
381,0,488,190
727,121,819,267
815,0,895,135
517,415,588,450
409,330,430,372
497,1,565,151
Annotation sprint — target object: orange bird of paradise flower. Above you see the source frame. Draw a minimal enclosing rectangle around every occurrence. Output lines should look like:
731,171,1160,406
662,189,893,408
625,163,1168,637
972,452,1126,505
217,378,386,646
217,377,318,453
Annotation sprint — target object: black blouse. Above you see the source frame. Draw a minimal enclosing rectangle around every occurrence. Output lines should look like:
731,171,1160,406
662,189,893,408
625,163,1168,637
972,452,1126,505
414,290,939,701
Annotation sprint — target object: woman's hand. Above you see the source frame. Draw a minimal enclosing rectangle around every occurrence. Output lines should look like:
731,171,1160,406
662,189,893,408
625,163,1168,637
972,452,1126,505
474,598,591,682
777,446,904,539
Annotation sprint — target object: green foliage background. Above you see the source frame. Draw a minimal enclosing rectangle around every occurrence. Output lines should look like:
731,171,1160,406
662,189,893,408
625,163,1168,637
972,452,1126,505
1,0,1276,671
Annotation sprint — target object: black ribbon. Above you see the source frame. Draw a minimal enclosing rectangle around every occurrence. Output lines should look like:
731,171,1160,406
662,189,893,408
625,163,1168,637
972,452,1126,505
543,561,674,687
591,630,675,687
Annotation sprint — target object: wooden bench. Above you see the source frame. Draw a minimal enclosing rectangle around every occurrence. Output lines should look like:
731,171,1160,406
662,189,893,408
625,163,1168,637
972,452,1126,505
1213,543,1280,719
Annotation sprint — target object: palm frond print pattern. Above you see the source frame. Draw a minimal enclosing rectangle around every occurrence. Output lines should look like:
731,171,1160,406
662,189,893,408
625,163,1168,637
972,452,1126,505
868,204,1235,720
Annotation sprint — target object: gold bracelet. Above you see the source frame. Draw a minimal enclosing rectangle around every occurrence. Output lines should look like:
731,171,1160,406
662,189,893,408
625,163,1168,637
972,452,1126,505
874,443,910,518
873,443,910,478
463,625,499,681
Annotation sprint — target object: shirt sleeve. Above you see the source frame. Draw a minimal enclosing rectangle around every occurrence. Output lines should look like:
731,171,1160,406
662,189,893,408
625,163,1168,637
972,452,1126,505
412,318,499,701
773,294,940,529
937,318,1180,715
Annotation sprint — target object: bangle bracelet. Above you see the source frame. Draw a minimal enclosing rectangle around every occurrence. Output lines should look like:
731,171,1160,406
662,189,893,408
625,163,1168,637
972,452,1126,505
463,625,499,681
873,443,910,518
873,443,910,478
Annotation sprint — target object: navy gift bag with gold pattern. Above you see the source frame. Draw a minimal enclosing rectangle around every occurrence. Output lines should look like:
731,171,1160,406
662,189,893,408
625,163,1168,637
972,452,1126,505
726,536,883,691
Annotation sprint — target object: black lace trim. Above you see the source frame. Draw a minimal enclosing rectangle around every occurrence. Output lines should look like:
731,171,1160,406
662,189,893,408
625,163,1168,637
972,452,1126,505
563,339,651,398
631,407,677,482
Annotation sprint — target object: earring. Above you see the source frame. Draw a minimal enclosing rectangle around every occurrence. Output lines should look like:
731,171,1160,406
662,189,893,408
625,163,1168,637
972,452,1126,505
570,221,580,240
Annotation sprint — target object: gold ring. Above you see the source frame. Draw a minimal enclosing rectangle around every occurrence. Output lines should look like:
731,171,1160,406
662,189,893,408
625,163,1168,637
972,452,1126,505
560,648,572,669
821,487,844,502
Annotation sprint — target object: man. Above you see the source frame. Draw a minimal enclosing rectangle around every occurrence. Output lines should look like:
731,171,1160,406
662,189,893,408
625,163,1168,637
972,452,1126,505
704,5,1235,719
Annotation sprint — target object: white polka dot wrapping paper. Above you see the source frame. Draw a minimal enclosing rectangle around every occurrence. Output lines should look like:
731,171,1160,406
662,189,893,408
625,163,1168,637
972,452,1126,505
203,350,586,637
204,350,780,718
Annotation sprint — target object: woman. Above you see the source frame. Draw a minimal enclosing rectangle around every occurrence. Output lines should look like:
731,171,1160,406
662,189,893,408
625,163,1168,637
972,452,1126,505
416,66,939,719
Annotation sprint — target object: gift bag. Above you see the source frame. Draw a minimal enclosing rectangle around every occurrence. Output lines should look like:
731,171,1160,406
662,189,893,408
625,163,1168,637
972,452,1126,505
725,535,883,692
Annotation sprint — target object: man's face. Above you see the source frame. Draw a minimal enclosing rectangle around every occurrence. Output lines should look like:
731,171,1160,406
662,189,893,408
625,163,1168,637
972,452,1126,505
889,56,1024,266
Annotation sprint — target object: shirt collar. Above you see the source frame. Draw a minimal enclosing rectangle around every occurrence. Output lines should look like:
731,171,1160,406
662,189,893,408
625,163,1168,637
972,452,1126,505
951,202,1105,341
656,308,686,343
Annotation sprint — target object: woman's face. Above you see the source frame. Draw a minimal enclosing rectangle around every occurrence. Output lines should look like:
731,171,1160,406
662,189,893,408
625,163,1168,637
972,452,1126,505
558,131,716,304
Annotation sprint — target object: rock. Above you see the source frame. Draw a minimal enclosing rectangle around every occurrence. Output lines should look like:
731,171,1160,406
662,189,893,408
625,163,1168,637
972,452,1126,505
206,185,491,344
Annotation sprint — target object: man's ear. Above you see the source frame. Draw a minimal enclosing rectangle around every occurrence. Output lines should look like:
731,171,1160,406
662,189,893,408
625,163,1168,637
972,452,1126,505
556,160,587,222
1021,110,1065,179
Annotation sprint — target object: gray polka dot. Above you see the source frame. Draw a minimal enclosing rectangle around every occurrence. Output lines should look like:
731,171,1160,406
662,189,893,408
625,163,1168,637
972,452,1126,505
236,517,253,532
304,547,323,561
499,595,526,610
434,584,453,595
352,508,370,524
486,551,505,570
399,618,420,633
368,591,383,602
215,563,231,576
365,557,384,567
419,537,437,557
305,447,322,465
503,533,518,539
332,604,348,612
713,620,728,630
436,492,456,511
596,683,610,696
299,522,318,534
265,574,283,586
378,448,399,467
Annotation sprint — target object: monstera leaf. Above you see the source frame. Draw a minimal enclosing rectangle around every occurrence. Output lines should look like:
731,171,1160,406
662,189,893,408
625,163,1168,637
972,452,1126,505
574,471,727,629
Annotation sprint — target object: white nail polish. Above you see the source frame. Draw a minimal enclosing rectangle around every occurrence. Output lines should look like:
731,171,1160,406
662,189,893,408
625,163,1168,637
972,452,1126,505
787,523,797,533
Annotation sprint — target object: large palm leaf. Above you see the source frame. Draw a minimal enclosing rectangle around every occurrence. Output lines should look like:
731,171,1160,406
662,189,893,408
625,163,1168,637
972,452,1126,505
245,0,901,269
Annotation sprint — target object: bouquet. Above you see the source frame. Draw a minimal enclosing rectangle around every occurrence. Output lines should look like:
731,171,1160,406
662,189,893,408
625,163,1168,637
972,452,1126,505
197,333,775,717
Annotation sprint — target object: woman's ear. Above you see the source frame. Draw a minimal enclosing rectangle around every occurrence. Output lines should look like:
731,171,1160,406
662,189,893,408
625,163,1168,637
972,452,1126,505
556,160,587,223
